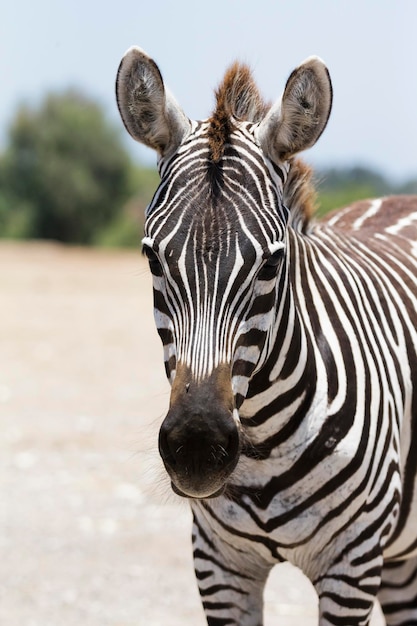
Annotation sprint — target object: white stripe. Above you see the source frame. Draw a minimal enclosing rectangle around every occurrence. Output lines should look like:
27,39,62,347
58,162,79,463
352,198,382,230
385,211,417,236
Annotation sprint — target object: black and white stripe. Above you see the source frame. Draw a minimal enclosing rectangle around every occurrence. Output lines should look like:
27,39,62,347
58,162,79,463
116,47,417,625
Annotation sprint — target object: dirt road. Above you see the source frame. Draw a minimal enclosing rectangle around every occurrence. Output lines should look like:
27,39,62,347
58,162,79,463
0,242,384,625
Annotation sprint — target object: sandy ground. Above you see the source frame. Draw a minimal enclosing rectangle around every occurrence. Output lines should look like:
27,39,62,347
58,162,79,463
0,241,385,625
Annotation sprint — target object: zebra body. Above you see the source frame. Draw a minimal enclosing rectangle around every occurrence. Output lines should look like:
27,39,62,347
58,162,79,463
116,47,417,625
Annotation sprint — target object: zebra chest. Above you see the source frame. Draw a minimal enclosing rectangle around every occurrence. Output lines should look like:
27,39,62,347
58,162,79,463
204,447,366,564
204,395,395,565
229,362,403,544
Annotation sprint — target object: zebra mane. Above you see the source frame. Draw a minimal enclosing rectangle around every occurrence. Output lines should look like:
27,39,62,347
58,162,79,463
208,64,316,230
208,62,269,162
284,159,317,232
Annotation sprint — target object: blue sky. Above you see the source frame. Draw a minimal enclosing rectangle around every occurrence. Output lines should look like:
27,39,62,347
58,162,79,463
2,1,416,181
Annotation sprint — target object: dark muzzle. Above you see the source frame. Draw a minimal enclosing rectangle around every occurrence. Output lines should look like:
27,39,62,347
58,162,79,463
158,366,240,498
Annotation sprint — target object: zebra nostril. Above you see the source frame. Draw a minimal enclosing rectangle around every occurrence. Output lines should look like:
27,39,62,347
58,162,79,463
158,424,177,468
228,432,236,451
213,426,240,468
226,428,240,458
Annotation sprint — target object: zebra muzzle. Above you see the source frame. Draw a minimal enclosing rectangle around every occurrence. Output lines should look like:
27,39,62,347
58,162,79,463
158,366,240,499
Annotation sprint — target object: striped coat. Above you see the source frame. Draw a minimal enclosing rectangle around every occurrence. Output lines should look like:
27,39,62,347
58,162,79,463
116,47,417,625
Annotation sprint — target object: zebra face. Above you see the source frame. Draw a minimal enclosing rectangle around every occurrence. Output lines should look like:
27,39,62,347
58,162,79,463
143,141,287,497
158,363,240,498
116,47,332,498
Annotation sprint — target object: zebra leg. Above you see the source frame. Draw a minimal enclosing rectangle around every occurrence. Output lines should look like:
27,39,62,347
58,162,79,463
378,558,417,625
313,551,383,625
192,517,272,626
314,581,378,626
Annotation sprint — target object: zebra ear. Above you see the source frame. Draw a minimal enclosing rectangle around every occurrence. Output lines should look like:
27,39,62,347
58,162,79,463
116,47,190,156
257,57,332,162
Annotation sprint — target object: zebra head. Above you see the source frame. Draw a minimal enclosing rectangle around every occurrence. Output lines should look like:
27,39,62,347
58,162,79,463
116,48,332,498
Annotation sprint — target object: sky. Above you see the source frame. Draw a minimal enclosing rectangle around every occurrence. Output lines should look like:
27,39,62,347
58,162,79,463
1,1,416,182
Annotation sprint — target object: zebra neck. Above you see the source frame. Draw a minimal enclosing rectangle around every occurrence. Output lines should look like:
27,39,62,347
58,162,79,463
241,229,323,440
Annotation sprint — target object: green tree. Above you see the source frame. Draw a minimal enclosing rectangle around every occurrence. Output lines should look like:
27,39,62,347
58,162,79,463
94,165,160,247
0,90,133,243
315,166,393,217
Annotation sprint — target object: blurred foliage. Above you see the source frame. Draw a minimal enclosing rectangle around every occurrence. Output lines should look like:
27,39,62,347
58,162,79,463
0,89,416,246
0,90,154,245
93,167,159,247
315,166,417,218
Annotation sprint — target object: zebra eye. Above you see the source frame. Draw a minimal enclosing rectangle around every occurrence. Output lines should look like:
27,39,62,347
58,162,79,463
142,245,163,276
258,250,284,281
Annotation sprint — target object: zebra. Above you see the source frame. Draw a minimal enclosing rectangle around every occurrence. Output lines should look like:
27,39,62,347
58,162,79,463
116,46,417,626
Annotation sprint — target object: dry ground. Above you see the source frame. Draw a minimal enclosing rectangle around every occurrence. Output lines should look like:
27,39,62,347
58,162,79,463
0,242,384,625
